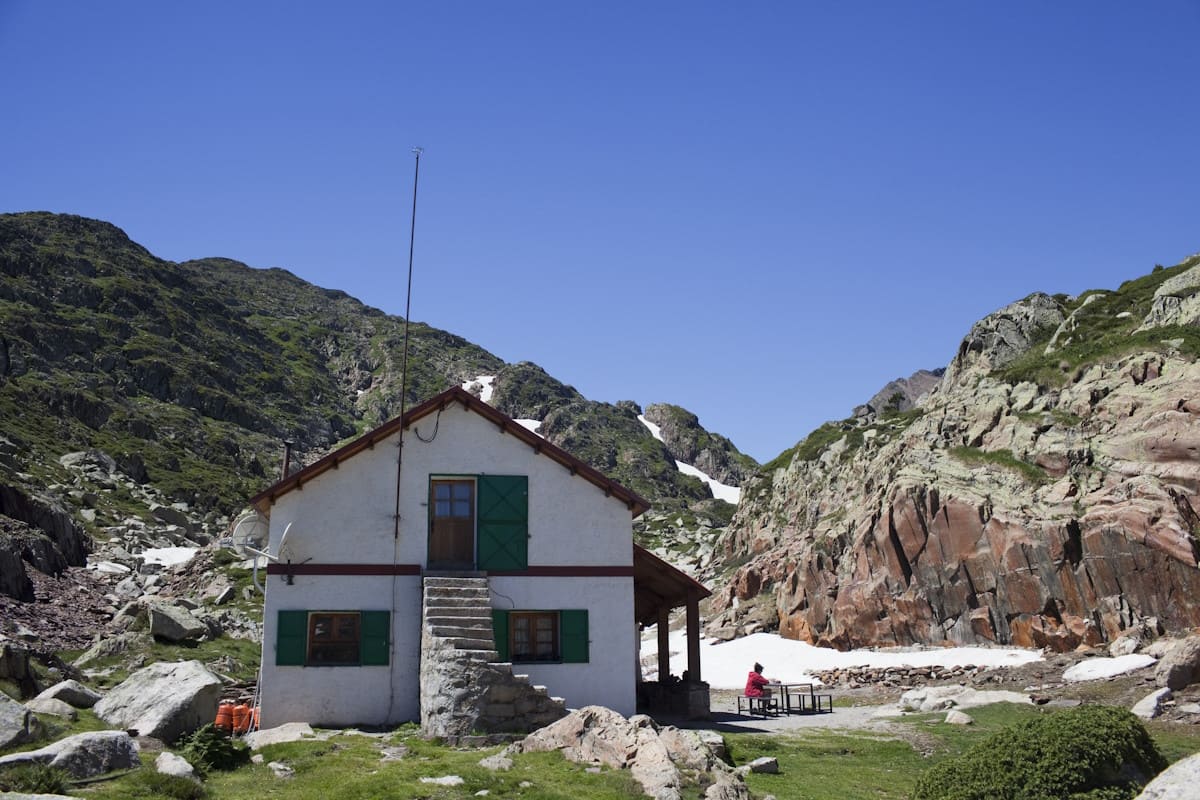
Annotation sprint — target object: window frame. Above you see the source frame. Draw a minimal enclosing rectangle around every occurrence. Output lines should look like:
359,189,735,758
306,611,361,666
510,610,560,663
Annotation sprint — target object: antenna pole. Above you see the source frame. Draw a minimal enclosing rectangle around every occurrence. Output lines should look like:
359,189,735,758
394,147,422,540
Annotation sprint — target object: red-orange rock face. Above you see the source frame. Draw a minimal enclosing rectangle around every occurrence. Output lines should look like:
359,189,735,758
711,344,1200,654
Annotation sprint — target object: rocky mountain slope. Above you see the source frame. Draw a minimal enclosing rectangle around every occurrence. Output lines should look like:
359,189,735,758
709,257,1200,652
0,212,751,613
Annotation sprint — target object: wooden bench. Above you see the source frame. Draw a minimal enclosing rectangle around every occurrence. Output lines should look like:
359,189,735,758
797,692,833,714
736,695,779,716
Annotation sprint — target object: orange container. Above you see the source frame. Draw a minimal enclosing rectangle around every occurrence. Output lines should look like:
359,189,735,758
214,702,234,733
232,703,251,734
251,706,260,732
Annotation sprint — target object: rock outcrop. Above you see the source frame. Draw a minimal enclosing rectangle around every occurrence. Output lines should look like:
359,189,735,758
713,257,1200,652
0,730,139,778
511,705,747,800
93,660,222,742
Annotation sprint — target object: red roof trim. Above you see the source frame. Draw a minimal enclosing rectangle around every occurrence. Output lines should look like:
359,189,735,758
249,386,651,517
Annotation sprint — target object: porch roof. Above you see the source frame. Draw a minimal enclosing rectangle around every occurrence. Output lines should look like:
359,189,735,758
633,544,711,626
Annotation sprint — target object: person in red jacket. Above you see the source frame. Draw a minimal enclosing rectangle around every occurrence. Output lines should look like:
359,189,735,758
745,662,772,698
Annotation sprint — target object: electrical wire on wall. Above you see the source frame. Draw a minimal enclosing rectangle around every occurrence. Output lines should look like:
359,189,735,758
387,146,423,724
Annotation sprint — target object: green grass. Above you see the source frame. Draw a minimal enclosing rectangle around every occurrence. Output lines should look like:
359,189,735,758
727,730,927,800
82,733,645,800
8,702,1200,800
995,255,1200,387
949,446,1049,485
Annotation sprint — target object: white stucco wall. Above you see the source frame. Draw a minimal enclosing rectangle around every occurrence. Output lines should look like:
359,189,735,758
257,401,638,725
489,576,637,716
259,575,422,728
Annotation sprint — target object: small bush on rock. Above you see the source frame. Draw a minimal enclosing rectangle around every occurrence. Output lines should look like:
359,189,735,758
913,705,1167,800
0,762,71,794
178,723,250,773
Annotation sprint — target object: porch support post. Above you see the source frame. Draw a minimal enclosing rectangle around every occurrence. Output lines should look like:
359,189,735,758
656,606,671,684
686,589,701,683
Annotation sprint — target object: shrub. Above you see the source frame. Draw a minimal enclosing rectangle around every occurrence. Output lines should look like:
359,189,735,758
178,723,250,773
0,762,71,794
913,705,1167,800
122,769,207,799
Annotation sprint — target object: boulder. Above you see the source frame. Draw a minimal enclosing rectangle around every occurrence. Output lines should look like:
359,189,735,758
93,660,221,743
155,751,198,781
35,679,102,709
24,697,77,721
1155,636,1200,690
1132,688,1173,720
72,631,153,668
745,756,779,774
1,690,44,749
1135,751,1200,800
0,730,139,778
513,705,737,800
898,686,1032,713
705,772,752,800
0,641,38,696
148,603,206,642
243,722,316,750
945,710,974,725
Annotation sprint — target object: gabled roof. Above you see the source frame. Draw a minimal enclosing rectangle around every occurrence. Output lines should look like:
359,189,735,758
249,386,651,517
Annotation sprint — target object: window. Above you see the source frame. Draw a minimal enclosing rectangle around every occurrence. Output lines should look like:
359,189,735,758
308,613,360,665
276,610,390,667
511,611,558,662
491,609,589,664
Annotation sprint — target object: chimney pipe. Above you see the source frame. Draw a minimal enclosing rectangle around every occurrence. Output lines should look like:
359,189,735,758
281,440,295,480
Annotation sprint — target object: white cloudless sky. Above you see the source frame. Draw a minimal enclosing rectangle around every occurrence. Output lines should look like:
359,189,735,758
2,2,1198,461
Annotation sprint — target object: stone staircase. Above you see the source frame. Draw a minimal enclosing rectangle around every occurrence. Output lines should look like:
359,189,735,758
419,575,567,739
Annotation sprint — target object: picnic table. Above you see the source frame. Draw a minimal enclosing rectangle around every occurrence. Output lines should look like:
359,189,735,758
768,682,833,714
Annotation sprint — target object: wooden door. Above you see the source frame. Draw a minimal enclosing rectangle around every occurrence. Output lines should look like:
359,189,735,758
429,479,475,568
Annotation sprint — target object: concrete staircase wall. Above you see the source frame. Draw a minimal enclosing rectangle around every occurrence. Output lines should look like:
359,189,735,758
419,575,567,739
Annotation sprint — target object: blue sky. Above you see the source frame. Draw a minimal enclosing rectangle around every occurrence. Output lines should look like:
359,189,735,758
2,2,1198,462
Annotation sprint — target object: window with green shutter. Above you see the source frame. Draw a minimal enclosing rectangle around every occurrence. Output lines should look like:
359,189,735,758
275,610,390,667
560,609,589,663
491,608,589,664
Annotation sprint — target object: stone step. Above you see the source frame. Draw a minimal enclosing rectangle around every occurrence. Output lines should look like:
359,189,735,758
426,615,491,629
424,594,490,603
422,596,490,609
444,636,496,651
429,626,492,641
424,579,489,590
452,648,499,661
423,575,488,586
424,610,490,622
424,605,492,618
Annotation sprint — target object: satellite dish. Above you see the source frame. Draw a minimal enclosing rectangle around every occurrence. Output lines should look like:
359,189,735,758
225,512,299,594
228,511,269,554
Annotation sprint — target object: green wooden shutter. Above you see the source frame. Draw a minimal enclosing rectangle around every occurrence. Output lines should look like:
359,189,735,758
560,609,589,663
277,610,308,666
492,609,510,661
359,611,391,666
477,475,528,570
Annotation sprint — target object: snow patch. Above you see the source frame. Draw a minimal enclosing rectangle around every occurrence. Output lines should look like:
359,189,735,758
639,414,740,504
641,629,1044,689
1062,654,1156,682
515,419,543,436
638,415,664,442
462,375,496,403
140,547,199,567
676,461,741,504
